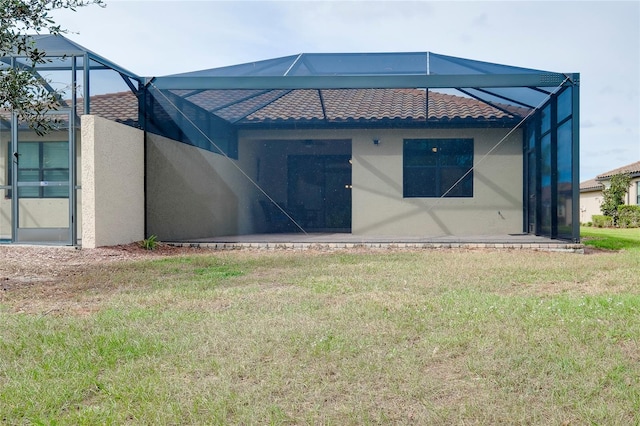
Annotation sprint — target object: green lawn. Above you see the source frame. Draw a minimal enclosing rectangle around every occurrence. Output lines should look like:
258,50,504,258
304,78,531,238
581,226,640,251
1,243,639,424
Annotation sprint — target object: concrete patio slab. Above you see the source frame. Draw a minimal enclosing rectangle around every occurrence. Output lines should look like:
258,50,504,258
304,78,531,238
167,233,584,253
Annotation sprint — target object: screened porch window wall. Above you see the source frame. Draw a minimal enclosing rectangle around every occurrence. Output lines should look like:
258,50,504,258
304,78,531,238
144,86,238,158
524,85,579,241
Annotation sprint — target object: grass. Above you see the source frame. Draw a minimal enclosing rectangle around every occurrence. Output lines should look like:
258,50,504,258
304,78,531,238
1,242,639,424
581,226,640,251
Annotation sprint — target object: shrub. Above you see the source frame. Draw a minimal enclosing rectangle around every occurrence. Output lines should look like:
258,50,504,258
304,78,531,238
592,215,613,228
140,234,159,250
617,205,640,228
600,173,631,225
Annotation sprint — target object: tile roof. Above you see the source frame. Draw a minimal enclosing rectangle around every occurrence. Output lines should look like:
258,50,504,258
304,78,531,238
177,88,529,125
579,178,603,192
3,88,530,131
1,91,139,129
596,161,640,180
81,91,139,126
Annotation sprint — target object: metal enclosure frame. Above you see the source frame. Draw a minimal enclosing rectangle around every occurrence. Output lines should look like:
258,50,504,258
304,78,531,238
1,35,142,245
3,38,580,244
146,52,580,242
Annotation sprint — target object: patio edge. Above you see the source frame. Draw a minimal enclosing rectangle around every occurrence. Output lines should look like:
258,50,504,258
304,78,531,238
167,241,585,253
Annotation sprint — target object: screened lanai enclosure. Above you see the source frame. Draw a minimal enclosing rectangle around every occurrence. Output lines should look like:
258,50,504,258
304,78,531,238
144,52,580,242
2,35,580,246
1,35,141,244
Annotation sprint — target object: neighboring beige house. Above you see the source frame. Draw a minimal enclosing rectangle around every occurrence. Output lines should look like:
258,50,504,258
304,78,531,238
579,178,604,223
579,161,640,223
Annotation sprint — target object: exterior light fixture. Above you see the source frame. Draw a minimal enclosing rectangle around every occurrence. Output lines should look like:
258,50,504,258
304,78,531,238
373,138,380,145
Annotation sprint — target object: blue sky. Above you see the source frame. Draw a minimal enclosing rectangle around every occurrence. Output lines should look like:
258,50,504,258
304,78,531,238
52,0,639,180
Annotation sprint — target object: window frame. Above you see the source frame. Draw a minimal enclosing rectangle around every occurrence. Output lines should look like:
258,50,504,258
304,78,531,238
403,138,474,198
12,141,70,199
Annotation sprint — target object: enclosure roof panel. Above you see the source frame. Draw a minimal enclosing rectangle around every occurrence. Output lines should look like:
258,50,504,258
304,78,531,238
151,52,576,109
8,35,141,81
167,52,552,78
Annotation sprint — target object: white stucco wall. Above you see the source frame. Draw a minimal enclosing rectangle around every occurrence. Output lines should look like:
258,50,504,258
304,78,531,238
580,190,603,223
81,115,144,248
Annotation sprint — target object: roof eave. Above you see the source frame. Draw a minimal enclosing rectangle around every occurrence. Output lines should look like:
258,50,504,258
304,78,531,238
596,171,640,181
235,117,522,130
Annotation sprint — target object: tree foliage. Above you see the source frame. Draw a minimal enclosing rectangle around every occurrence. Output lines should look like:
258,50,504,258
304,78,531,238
600,172,632,225
1,0,104,135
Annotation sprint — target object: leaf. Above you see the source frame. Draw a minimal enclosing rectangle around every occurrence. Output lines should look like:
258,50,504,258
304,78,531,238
1,0,104,135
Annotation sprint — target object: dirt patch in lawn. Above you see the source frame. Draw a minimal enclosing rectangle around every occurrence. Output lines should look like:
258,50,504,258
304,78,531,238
0,243,204,312
0,243,196,284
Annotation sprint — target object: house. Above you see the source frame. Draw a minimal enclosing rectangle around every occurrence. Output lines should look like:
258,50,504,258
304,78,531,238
1,35,581,246
579,178,604,223
580,161,640,223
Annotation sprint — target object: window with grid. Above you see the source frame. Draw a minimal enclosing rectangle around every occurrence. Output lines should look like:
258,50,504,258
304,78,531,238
16,141,69,198
403,138,473,198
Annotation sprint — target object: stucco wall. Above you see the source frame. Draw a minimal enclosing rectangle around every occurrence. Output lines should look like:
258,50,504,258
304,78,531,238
146,133,260,240
627,178,640,207
81,115,144,248
353,128,522,236
240,127,523,236
580,190,603,223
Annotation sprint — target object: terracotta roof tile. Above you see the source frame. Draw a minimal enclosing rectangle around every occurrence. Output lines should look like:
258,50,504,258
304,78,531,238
322,89,427,121
215,89,292,122
3,88,530,131
238,88,526,123
580,178,603,192
1,91,139,129
178,89,270,112
596,161,640,179
149,88,529,124
82,91,139,126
